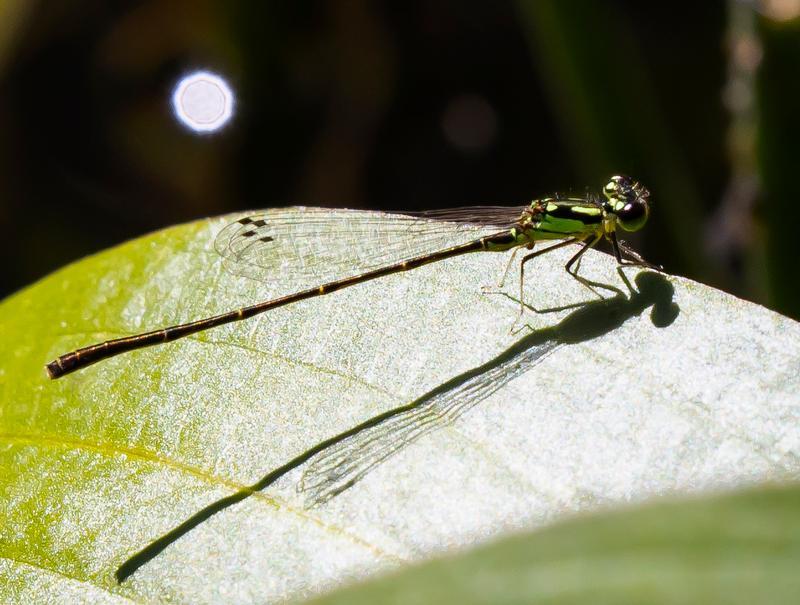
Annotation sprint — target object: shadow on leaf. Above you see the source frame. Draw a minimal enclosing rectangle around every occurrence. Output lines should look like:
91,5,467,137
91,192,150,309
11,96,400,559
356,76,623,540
116,271,678,583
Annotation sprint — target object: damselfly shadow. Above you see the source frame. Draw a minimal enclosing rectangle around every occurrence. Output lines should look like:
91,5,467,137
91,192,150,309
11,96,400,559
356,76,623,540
116,270,678,582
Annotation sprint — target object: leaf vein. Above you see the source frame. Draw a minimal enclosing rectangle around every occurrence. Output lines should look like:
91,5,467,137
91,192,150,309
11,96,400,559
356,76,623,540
0,432,402,563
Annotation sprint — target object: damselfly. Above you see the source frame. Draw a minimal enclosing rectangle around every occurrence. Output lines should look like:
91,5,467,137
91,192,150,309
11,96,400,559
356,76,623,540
46,175,656,379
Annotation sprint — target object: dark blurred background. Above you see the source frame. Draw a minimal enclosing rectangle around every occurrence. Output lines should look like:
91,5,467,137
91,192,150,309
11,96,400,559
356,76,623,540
0,1,798,319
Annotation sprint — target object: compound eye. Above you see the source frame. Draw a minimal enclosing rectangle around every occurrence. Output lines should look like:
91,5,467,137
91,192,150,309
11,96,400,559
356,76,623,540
603,174,631,198
617,199,649,232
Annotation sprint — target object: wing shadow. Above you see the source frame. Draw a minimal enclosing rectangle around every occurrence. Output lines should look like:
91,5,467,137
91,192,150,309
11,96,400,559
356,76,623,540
116,271,679,582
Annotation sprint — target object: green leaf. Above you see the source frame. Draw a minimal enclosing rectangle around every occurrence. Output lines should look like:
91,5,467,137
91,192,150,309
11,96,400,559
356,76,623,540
1,211,799,604
308,484,800,605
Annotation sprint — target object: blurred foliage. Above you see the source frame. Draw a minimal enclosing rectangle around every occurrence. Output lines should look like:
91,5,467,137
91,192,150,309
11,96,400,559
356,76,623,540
309,484,800,605
0,1,797,318
757,13,800,319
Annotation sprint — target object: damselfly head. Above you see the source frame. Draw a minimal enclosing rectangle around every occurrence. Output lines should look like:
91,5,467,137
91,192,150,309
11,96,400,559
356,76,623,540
602,175,650,232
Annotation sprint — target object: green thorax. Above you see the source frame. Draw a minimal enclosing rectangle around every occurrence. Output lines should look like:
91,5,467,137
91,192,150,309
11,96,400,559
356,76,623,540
520,198,605,241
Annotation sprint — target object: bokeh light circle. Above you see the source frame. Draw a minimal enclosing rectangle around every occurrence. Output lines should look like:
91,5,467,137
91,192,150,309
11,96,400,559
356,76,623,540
171,71,234,133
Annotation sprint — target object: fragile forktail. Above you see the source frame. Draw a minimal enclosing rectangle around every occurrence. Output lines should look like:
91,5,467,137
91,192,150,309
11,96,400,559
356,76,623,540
46,175,656,379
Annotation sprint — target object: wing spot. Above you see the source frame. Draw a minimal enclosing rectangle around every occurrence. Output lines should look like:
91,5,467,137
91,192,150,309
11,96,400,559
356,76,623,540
252,219,267,227
259,236,274,243
238,218,253,225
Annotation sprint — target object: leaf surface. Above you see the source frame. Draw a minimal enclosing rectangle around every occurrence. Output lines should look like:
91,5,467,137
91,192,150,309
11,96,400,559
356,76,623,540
1,211,798,603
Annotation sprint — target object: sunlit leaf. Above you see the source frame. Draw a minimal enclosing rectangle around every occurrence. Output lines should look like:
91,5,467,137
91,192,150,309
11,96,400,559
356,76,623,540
1,211,798,604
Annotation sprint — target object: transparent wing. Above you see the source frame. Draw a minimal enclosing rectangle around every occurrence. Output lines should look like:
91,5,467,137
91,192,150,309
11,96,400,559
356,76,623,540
214,206,525,289
297,338,562,507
